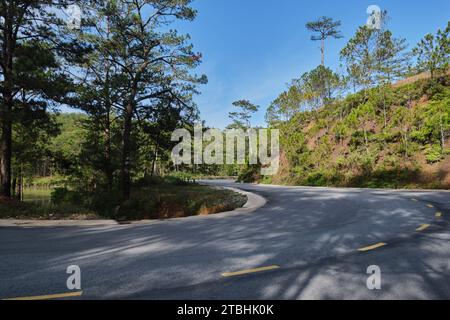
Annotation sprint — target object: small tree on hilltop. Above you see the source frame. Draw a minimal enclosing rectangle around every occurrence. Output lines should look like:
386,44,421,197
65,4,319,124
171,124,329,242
306,16,343,66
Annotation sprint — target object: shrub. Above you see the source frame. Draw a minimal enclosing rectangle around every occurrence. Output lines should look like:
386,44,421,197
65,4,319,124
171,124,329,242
237,165,261,183
425,144,443,163
305,171,328,186
51,187,84,205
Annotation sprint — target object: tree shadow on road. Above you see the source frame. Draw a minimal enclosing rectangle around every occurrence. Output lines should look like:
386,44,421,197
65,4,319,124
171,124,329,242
1,186,449,299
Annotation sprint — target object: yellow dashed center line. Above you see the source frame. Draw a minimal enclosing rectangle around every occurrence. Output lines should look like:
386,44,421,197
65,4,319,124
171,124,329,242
358,242,387,252
435,212,443,218
427,204,434,208
411,198,419,202
222,265,280,277
416,224,431,232
3,291,83,301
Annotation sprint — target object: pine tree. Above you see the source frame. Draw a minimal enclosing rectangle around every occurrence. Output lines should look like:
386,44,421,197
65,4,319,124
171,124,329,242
228,100,259,129
0,1,87,198
413,21,450,79
306,16,343,66
87,0,206,200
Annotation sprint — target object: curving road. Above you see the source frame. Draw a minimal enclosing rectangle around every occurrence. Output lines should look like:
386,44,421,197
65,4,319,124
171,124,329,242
1,180,450,300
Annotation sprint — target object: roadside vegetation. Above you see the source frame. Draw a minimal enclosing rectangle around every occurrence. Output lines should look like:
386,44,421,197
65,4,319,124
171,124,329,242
229,18,450,189
0,175,247,221
0,1,248,220
264,75,450,188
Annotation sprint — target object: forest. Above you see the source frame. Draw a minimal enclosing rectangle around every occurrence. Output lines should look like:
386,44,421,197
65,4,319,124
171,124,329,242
0,1,238,220
0,2,449,220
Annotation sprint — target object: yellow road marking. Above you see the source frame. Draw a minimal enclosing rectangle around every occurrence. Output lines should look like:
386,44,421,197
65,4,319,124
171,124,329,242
427,204,434,208
416,224,431,232
3,291,83,301
435,212,443,218
222,265,280,277
411,198,419,202
358,243,387,252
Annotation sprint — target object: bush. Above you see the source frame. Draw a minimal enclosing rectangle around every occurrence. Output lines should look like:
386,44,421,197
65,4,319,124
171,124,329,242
88,189,121,217
136,174,193,187
425,144,443,163
116,192,159,220
51,187,84,205
305,171,328,186
167,172,194,185
237,165,261,183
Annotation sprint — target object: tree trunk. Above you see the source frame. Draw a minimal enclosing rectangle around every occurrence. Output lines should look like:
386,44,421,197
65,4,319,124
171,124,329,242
151,134,160,176
121,101,133,201
321,38,325,66
440,114,445,155
380,87,387,128
104,123,113,191
151,149,158,176
11,176,17,198
19,168,23,202
103,83,113,191
0,12,15,199
17,165,23,202
104,17,113,192
0,85,13,199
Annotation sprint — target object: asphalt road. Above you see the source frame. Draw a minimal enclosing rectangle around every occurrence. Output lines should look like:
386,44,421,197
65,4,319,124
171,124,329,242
1,180,450,300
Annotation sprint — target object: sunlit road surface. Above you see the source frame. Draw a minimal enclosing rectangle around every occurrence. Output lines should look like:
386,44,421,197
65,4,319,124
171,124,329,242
1,180,449,300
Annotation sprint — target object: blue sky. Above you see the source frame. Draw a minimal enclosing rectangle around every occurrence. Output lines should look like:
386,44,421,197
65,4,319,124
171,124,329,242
175,0,450,128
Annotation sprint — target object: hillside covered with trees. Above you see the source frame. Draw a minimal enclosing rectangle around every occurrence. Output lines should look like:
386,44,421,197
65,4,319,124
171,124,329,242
264,74,450,188
242,17,450,189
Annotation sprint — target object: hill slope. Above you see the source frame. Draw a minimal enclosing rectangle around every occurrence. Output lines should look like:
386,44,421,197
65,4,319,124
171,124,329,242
264,76,450,189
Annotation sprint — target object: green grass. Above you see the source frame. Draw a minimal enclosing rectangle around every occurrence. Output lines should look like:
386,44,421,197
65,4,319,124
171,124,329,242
0,183,247,221
23,188,53,203
116,184,247,220
0,201,98,220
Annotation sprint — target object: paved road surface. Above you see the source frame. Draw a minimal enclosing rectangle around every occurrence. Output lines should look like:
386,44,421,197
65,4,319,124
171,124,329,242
1,180,449,299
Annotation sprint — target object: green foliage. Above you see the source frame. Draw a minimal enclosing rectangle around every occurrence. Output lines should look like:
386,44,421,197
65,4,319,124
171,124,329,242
237,165,261,183
305,171,329,186
306,16,343,42
340,23,407,91
266,85,305,124
44,179,247,220
50,113,88,174
425,145,443,163
0,201,96,220
51,187,84,206
413,21,450,78
228,100,259,129
0,1,93,198
298,65,344,109
65,0,206,200
306,16,343,65
260,20,450,190
266,73,450,188
266,66,344,126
